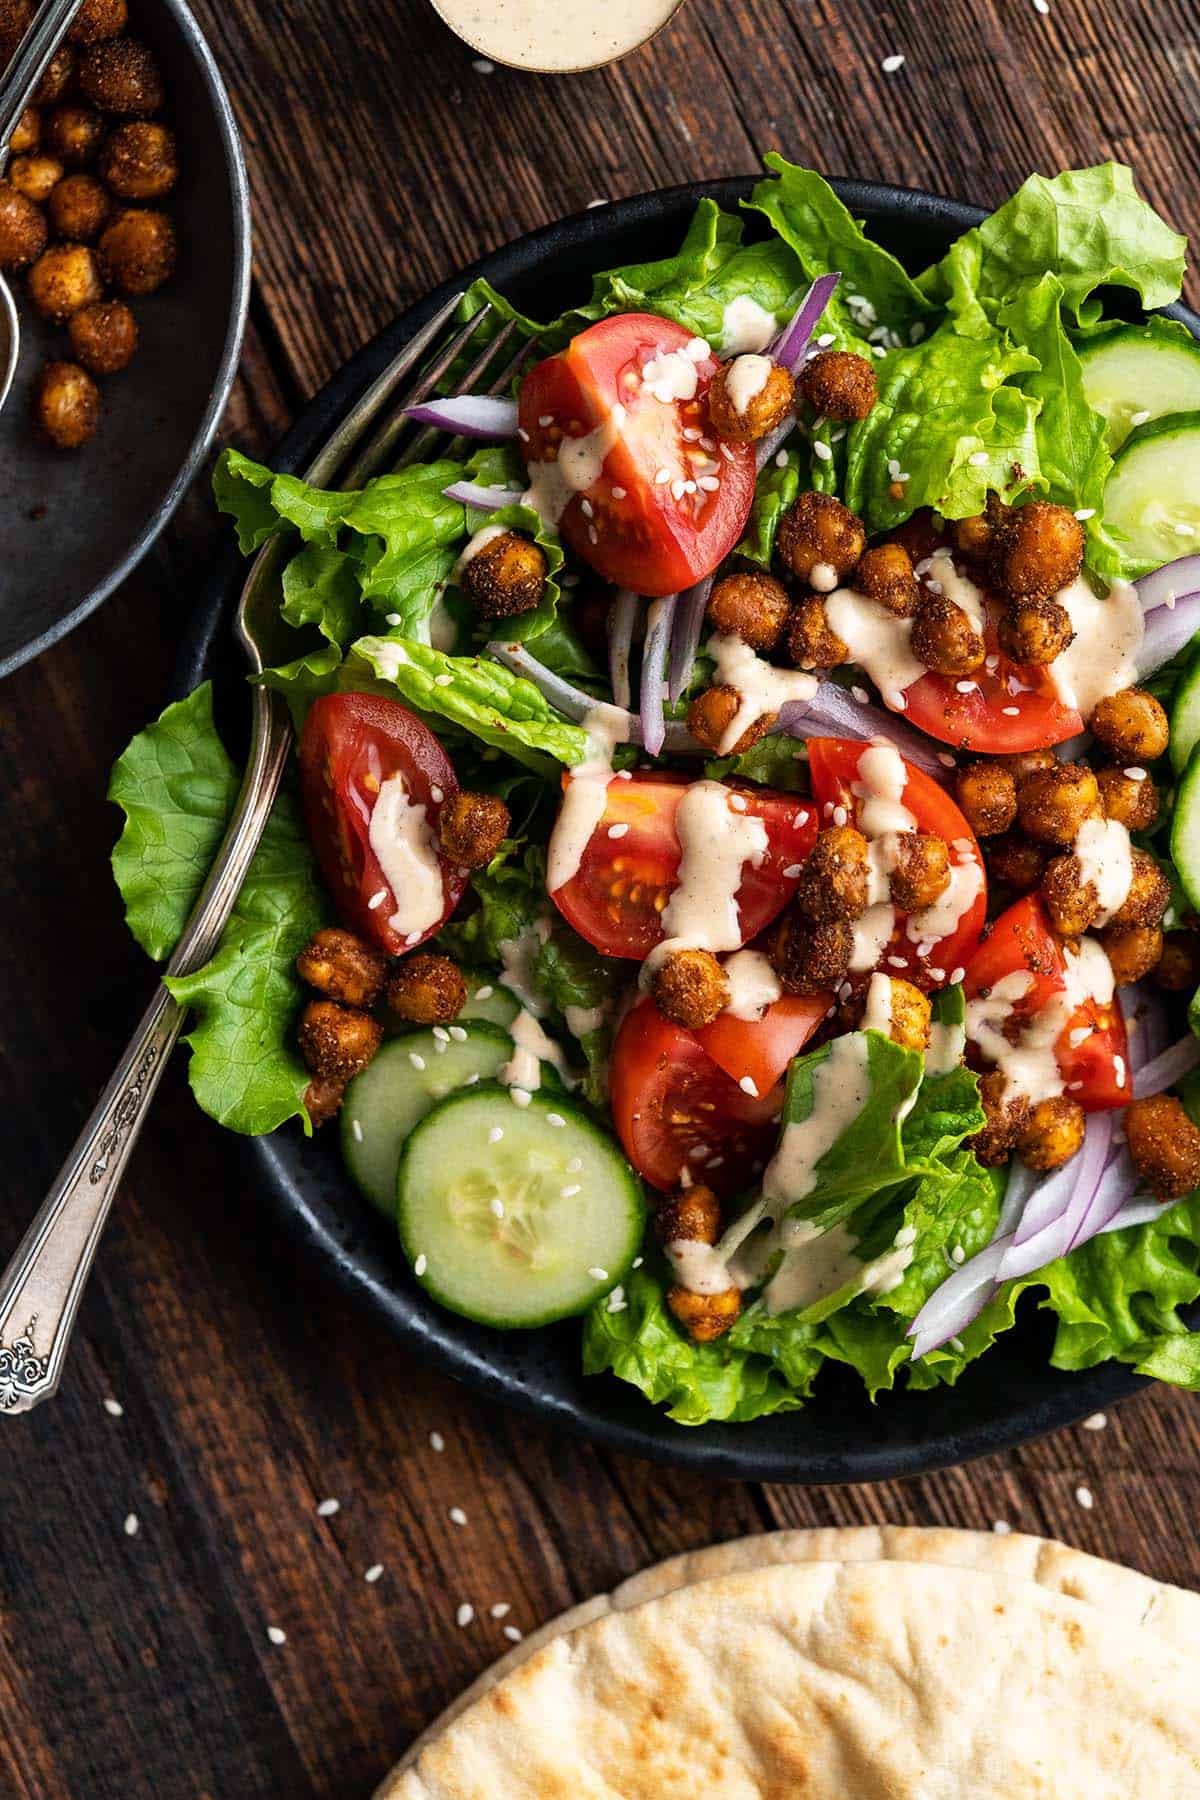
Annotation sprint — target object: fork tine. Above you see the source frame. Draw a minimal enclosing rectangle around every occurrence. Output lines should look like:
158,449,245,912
389,316,525,474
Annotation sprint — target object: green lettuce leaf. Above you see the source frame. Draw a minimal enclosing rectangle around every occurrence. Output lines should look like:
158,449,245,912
437,841,546,966
737,452,801,566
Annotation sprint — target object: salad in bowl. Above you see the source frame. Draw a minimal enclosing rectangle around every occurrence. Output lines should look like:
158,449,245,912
111,158,1200,1426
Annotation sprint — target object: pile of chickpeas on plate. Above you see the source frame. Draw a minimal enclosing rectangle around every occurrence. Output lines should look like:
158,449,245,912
0,0,178,449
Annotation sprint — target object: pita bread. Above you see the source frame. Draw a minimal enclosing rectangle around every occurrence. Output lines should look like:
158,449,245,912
383,1559,1200,1797
383,1524,1200,1786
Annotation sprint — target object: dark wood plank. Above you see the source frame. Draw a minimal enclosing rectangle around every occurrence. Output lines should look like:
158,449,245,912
3,0,1200,1793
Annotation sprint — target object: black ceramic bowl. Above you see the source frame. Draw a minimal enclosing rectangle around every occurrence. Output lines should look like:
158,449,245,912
179,177,1200,1484
0,0,250,678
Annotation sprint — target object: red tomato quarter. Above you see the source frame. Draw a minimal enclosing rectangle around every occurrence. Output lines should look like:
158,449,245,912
518,314,756,596
610,999,785,1197
299,692,466,956
550,771,818,960
962,896,1130,1111
694,991,829,1098
807,738,986,989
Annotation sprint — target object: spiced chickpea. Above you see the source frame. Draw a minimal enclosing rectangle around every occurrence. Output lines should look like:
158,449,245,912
797,349,877,420
386,954,467,1026
0,180,48,269
990,499,1084,600
296,1000,382,1082
68,298,138,374
7,153,61,205
955,761,1017,837
776,491,866,584
969,1069,1030,1167
1089,688,1169,764
853,975,931,1053
997,596,1074,666
888,833,951,912
651,948,729,1030
786,595,848,669
986,832,1047,894
666,1282,741,1342
706,571,790,651
458,530,545,618
98,120,179,201
33,45,75,105
68,0,128,43
437,791,510,869
43,104,103,166
48,172,111,241
1100,924,1163,986
1153,931,1200,994
27,241,103,320
654,1183,721,1249
80,37,165,114
770,911,853,994
910,594,985,677
794,825,870,923
685,686,773,756
998,748,1056,785
949,510,998,563
303,1076,347,1130
295,927,388,1009
706,356,794,443
1124,1093,1200,1200
1018,1095,1085,1171
852,542,919,616
1040,854,1098,940
1097,764,1159,832
30,360,99,449
1106,849,1170,931
1016,762,1101,846
11,107,38,154
98,205,176,296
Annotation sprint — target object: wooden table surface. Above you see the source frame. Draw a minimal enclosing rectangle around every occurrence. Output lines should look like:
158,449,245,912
3,0,1200,1792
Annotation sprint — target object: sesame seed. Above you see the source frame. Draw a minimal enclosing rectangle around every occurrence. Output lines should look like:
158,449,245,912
813,441,833,462
473,56,494,70
886,688,908,709
415,1254,428,1276
783,863,803,878
504,1625,523,1642
1075,1485,1094,1510
449,1507,468,1526
124,1513,139,1537
510,1088,532,1108
1176,523,1195,537
580,498,593,518
588,525,599,544
546,1112,566,1127
992,1519,1012,1535
430,1430,445,1452
774,450,789,469
698,475,720,491
490,1602,512,1619
1082,1412,1108,1431
739,1075,759,1097
267,1626,287,1645
490,1197,505,1220
881,52,905,71
1124,766,1147,781
449,1025,468,1041
1115,1055,1126,1088
435,674,454,686
368,890,388,910
560,1183,582,1198
670,478,687,501
385,613,402,626
608,822,629,839
487,1126,504,1144
1002,706,1020,716
606,1286,627,1313
950,966,965,984
365,1564,384,1583
317,1498,340,1517
612,486,626,499
457,1602,475,1627
968,451,988,467
475,985,493,999
538,413,553,426
938,753,956,769
1074,507,1095,521
405,930,422,946
851,685,870,704
887,955,907,969
1130,410,1152,427
409,1052,426,1071
1032,0,1048,12
955,680,976,694
833,805,848,827
103,1397,124,1417
632,1256,644,1269
351,1118,363,1143
729,793,747,811
587,1267,609,1283
951,1245,965,1265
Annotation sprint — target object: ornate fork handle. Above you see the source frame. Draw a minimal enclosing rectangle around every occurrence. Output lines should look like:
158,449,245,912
0,686,293,1413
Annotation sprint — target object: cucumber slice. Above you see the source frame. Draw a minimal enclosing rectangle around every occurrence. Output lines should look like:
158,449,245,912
1170,644,1200,774
1170,743,1200,910
397,1083,645,1329
1102,410,1200,577
1078,320,1200,453
342,1023,516,1215
460,969,520,1029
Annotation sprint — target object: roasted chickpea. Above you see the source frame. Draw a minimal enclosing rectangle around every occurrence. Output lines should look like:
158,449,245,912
850,974,931,1052
685,685,772,756
997,596,1074,666
888,832,950,913
296,927,388,1009
296,1000,382,1082
998,748,1057,785
770,911,853,994
786,594,848,669
1124,1093,1200,1200
968,1069,1030,1167
67,297,137,373
1089,688,1169,764
98,205,176,296
1016,762,1101,846
9,153,64,203
11,107,39,154
794,825,870,923
706,355,795,443
949,511,996,562
655,1183,722,1248
458,529,545,619
797,349,877,420
666,1282,741,1343
385,954,467,1026
986,831,1048,894
1097,765,1159,833
1040,854,1098,939
437,790,510,869
68,0,128,43
852,542,918,616
1099,923,1163,986
777,491,866,584
43,103,103,166
33,45,75,106
1153,930,1200,994
651,947,729,1030
80,37,165,113
910,594,985,676
27,241,103,319
0,180,48,269
955,761,1017,837
98,119,179,200
1106,848,1170,931
48,171,111,241
303,1076,347,1130
990,499,1084,600
29,359,100,449
1018,1095,1085,1172
706,571,790,651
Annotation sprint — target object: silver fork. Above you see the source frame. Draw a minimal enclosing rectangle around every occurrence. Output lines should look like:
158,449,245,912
0,293,528,1412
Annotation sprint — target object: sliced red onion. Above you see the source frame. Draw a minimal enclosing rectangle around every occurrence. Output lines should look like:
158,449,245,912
405,394,519,439
1096,1193,1172,1236
1135,590,1200,679
1134,1035,1200,1098
908,1236,1014,1360
609,588,638,710
1135,554,1200,615
640,593,677,757
443,478,526,512
769,272,841,371
1123,983,1171,1075
668,577,713,704
776,689,952,783
484,640,697,753
997,1113,1112,1278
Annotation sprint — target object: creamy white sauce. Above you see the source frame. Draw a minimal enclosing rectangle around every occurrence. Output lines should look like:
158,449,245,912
824,587,924,706
1073,814,1133,925
925,548,986,634
499,1007,576,1093
850,902,898,973
762,1034,872,1208
641,780,769,984
429,594,458,651
725,353,773,415
498,917,551,1014
366,773,444,942
1047,575,1143,717
452,522,506,579
865,833,903,905
965,938,1115,1107
905,843,983,945
762,1216,916,1314
853,743,918,839
862,972,894,1035
665,1238,735,1296
564,1002,607,1038
641,338,709,404
719,295,779,355
429,0,683,75
707,631,818,752
809,560,839,594
722,949,782,1021
927,1016,966,1074
523,406,625,529
546,702,628,893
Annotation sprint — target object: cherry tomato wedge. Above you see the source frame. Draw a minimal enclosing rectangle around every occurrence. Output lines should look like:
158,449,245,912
807,738,986,990
962,896,1130,1111
901,604,1082,754
694,991,829,1098
518,314,756,596
549,771,818,960
610,999,784,1197
298,692,466,956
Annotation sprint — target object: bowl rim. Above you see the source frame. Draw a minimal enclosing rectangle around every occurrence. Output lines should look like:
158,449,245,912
0,0,253,682
176,173,1199,1484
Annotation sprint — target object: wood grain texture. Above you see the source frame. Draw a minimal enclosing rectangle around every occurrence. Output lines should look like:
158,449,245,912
1,0,1199,1793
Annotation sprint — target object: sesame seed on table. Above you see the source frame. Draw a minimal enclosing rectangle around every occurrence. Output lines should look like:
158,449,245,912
0,0,1198,1793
